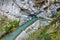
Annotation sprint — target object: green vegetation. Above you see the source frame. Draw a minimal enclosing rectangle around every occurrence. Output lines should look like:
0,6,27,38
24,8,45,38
27,12,60,40
0,16,20,37
3,20,20,33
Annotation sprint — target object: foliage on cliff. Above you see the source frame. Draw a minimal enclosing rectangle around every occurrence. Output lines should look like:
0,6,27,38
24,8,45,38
27,12,60,40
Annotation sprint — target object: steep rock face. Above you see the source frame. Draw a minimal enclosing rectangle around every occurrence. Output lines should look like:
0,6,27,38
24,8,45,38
34,0,60,8
0,0,60,23
0,0,21,17
34,0,45,7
